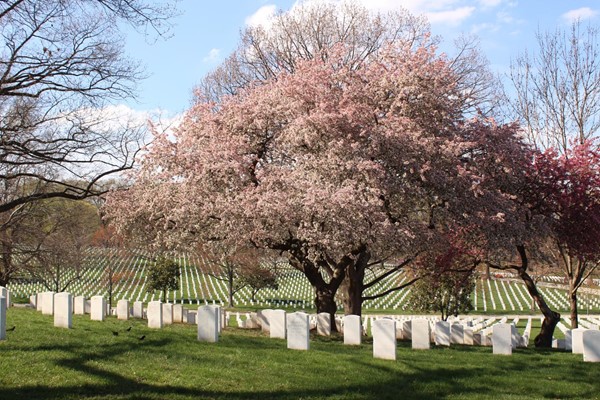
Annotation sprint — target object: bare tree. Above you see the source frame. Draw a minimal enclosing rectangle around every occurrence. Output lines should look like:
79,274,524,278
199,1,500,118
450,34,504,117
0,0,177,214
198,244,266,308
0,0,175,287
24,198,100,292
508,20,600,152
507,20,600,328
197,0,432,103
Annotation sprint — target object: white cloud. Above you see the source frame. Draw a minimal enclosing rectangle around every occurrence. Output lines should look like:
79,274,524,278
245,4,277,28
202,48,221,63
363,0,461,14
328,0,475,27
496,10,515,24
426,6,476,26
353,0,416,12
562,7,599,23
472,22,498,34
478,0,502,8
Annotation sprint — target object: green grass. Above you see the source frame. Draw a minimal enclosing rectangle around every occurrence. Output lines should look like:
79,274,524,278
1,308,599,399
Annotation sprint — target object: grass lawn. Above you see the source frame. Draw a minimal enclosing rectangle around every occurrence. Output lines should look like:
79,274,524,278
0,308,598,400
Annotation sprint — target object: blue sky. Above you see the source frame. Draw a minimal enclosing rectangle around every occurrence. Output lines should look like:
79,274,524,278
122,0,600,117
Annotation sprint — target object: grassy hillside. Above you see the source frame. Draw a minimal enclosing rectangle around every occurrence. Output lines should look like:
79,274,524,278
6,249,600,314
0,308,599,400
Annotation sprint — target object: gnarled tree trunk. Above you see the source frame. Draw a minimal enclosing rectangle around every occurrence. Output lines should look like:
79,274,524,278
341,250,370,316
513,245,560,348
289,255,346,332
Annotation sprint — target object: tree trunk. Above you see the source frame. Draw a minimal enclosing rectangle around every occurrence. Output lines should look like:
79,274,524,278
314,286,338,331
342,279,363,316
228,274,235,308
341,250,370,316
0,241,13,287
504,245,560,348
109,275,113,307
289,254,346,333
569,289,579,329
515,264,559,347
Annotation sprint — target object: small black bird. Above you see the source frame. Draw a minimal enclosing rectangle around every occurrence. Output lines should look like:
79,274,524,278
126,326,132,332
138,335,145,341
6,326,15,332
112,330,119,336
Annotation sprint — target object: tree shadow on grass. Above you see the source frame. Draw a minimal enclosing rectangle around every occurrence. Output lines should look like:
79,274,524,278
0,356,485,400
2,329,600,400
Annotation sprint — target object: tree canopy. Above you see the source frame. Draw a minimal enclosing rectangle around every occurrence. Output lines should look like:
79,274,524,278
106,36,529,325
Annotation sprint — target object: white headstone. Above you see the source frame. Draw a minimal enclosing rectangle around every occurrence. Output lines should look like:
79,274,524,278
162,303,174,325
42,291,55,315
30,294,37,308
54,292,72,329
84,299,91,314
343,315,362,345
572,328,587,354
493,323,512,355
451,324,464,345
412,319,431,350
335,317,343,333
36,293,43,311
287,312,310,350
74,296,85,315
373,319,396,360
473,332,482,346
565,330,573,351
209,305,222,332
511,324,519,349
434,321,451,346
197,305,218,342
117,299,130,320
173,304,184,323
402,320,412,340
245,313,259,329
481,333,492,347
147,301,163,329
464,327,474,345
133,301,143,319
182,308,188,323
0,296,6,340
395,321,404,340
90,296,106,321
187,310,197,324
0,287,10,308
257,309,271,333
583,329,600,362
270,309,286,339
317,312,331,336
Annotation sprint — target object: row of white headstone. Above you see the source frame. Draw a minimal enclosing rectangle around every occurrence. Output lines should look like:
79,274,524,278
6,289,600,363
29,291,224,343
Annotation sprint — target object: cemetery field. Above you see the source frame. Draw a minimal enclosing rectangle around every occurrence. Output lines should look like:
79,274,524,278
7,248,600,315
1,308,599,400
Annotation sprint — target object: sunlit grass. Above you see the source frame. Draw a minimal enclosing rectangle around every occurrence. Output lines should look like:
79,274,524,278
0,308,598,400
